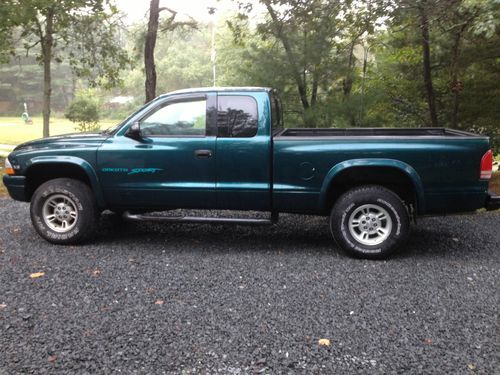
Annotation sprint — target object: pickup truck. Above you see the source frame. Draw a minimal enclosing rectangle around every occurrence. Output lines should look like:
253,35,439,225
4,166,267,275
3,87,499,259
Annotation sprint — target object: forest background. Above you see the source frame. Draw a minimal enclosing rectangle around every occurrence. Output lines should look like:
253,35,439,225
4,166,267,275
0,0,498,151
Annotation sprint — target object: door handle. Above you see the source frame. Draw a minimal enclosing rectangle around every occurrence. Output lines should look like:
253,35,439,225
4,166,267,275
194,149,213,158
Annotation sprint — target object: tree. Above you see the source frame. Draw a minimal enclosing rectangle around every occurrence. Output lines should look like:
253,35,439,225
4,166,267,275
144,1,196,103
228,0,388,126
227,0,347,126
385,0,500,134
388,0,448,127
438,0,499,128
418,0,439,127
0,0,130,137
144,0,161,103
258,0,346,112
65,91,100,132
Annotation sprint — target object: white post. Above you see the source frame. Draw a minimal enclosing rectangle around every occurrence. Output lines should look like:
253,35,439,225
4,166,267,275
210,8,216,87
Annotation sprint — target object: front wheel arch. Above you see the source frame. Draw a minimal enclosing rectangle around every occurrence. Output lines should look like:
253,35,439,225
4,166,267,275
24,160,104,207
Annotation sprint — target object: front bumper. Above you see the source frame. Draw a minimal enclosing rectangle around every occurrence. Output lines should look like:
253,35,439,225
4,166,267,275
2,175,28,202
486,191,500,211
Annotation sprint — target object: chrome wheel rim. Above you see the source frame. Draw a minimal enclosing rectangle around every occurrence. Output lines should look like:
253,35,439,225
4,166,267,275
42,194,78,233
348,204,392,246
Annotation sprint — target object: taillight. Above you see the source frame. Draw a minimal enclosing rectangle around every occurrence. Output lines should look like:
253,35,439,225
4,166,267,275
480,149,493,180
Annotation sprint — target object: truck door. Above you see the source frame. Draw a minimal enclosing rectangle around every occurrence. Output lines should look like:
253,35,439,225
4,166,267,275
97,93,217,209
215,93,272,210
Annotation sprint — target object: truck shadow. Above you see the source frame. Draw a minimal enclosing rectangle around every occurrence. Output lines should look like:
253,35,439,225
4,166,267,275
95,212,500,261
97,212,335,255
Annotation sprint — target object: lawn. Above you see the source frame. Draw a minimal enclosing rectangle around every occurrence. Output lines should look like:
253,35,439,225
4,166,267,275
0,116,117,145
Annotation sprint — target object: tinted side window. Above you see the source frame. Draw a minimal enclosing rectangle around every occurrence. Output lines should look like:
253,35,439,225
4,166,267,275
217,96,258,138
140,99,206,136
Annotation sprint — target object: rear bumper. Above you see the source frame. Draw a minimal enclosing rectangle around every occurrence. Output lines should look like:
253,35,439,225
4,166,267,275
2,175,28,202
486,191,500,211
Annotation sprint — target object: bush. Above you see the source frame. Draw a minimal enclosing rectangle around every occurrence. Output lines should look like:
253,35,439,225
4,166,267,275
65,95,100,132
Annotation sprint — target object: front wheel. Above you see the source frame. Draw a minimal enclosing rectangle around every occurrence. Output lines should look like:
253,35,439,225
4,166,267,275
330,185,410,259
30,178,98,244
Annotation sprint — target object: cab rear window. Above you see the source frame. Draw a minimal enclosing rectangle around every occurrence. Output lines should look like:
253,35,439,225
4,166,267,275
217,96,258,138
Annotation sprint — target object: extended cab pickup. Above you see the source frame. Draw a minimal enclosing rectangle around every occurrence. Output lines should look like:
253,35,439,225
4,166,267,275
3,87,499,259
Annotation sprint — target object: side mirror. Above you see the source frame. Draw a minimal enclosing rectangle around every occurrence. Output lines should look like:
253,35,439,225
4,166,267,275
125,122,142,141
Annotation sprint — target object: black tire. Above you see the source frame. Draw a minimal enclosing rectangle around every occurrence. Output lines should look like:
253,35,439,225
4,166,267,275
30,178,98,244
330,185,410,259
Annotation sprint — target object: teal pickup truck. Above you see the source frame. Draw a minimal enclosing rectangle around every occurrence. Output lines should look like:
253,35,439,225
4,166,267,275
3,87,499,259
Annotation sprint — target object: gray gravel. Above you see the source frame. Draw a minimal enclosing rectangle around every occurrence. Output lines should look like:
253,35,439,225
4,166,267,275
0,197,499,374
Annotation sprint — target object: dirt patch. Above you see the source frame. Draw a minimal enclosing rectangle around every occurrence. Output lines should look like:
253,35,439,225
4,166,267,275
490,172,500,195
0,157,7,196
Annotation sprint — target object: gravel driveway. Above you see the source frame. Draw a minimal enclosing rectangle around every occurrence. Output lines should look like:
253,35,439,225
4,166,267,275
0,198,498,374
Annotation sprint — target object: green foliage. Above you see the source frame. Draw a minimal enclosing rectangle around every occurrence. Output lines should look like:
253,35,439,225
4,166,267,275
377,0,500,150
120,25,214,98
0,54,76,115
65,91,100,132
1,0,131,85
63,12,132,89
0,0,131,136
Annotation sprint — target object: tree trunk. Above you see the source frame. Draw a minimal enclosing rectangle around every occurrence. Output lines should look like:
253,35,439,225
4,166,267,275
311,68,319,107
450,33,460,128
42,9,54,138
419,3,438,127
263,1,309,110
359,44,369,124
145,0,160,103
343,42,355,99
450,24,467,129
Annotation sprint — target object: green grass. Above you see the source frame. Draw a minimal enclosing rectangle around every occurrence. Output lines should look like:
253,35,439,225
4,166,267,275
0,116,117,145
0,116,115,196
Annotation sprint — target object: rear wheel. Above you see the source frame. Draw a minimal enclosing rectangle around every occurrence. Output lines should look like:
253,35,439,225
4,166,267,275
30,178,98,244
330,185,410,259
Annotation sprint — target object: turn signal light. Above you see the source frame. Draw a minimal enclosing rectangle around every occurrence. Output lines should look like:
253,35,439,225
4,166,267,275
480,149,493,180
4,158,15,175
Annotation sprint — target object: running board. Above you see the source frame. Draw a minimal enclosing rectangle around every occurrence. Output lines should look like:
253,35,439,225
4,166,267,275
123,211,279,226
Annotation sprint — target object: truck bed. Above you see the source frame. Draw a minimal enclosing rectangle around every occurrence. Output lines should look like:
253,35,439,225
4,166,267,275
271,126,491,215
275,127,483,138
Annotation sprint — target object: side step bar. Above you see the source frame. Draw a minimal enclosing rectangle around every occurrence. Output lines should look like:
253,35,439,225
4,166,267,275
123,211,279,226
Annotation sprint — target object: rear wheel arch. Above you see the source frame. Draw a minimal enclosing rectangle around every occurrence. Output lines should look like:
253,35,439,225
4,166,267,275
321,162,423,215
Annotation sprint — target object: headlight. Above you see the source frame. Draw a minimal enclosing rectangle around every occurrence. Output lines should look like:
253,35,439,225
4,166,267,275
4,158,15,175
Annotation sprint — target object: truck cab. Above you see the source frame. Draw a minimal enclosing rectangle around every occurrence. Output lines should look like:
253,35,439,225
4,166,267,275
97,87,275,212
